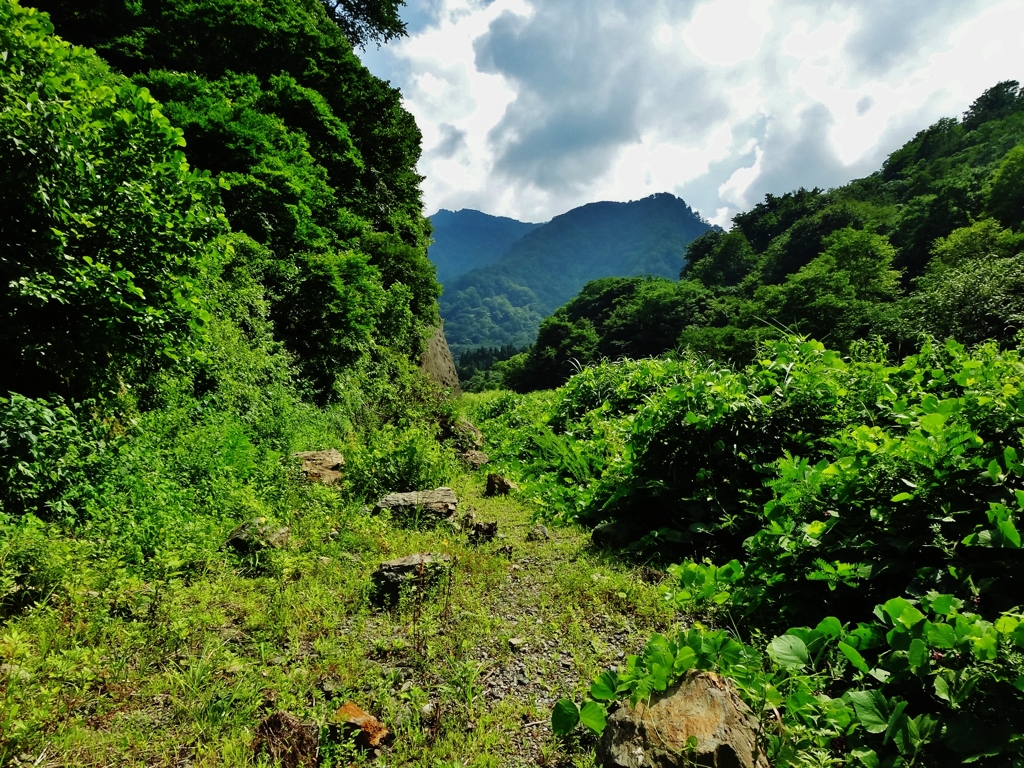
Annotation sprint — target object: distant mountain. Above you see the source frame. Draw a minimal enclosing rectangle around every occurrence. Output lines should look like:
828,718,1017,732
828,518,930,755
440,193,712,355
428,209,543,284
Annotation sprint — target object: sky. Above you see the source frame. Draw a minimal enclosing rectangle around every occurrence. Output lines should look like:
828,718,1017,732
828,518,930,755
360,0,1024,226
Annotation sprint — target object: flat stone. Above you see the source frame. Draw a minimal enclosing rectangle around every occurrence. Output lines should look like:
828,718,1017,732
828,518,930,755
596,670,769,768
373,487,458,523
293,449,345,485
371,553,453,605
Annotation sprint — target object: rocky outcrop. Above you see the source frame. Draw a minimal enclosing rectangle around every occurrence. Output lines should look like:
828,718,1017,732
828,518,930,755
371,553,453,605
485,473,518,497
420,324,461,395
223,518,290,555
596,670,768,768
373,487,458,523
293,449,344,485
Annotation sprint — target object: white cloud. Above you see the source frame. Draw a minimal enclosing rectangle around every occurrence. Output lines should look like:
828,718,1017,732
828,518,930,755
363,0,1023,223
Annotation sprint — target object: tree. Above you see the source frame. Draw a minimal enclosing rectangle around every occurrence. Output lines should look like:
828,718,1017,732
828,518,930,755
962,80,1023,131
321,0,407,48
0,1,226,399
987,144,1024,230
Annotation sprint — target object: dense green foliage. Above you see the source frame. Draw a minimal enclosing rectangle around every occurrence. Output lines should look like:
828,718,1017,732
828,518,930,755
440,193,711,356
428,208,542,284
455,344,527,393
470,335,1024,764
498,82,1024,391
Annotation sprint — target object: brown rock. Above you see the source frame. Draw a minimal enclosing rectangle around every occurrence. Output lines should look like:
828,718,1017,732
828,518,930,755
596,670,768,768
223,517,290,555
373,487,458,523
419,324,461,395
485,473,518,497
251,711,318,768
333,701,391,750
293,449,344,485
371,553,453,605
461,450,490,470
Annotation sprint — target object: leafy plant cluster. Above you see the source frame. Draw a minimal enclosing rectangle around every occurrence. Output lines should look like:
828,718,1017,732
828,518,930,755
468,335,1024,763
494,81,1024,392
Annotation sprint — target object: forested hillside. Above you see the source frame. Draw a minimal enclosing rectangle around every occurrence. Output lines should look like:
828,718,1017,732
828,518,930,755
428,208,542,283
440,192,711,355
498,83,1024,390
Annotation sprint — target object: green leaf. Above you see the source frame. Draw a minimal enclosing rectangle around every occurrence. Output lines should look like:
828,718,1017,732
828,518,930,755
908,638,929,671
925,622,956,649
590,671,618,701
815,616,844,638
579,701,607,734
551,699,580,735
848,690,889,733
890,492,914,502
838,641,871,673
673,645,696,676
768,634,808,670
919,412,947,435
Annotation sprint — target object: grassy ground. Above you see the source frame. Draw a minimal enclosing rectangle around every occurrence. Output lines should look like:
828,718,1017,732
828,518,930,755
1,469,682,766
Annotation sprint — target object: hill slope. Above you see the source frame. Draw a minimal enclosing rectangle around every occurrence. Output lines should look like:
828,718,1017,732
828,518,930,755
440,193,711,355
429,208,542,283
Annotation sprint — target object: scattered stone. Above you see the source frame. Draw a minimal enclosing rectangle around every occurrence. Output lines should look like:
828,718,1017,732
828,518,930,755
293,449,344,485
461,450,490,470
461,507,477,529
485,473,518,497
0,664,30,683
251,711,319,768
508,637,526,651
223,517,290,555
469,521,498,544
596,669,769,768
333,701,391,750
525,524,551,542
420,702,437,721
497,544,514,559
371,553,453,605
373,487,458,523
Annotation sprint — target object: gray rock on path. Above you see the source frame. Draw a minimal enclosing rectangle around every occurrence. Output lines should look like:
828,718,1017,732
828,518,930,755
223,517,290,555
371,553,453,605
374,487,458,523
468,521,498,544
485,473,518,497
596,669,769,768
293,449,344,485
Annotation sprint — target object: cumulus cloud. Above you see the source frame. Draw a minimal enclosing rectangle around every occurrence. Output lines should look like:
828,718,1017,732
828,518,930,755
363,0,1024,223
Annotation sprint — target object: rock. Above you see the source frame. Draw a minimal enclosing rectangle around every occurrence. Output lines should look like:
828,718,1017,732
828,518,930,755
419,324,461,395
591,519,647,549
485,473,518,497
373,487,458,524
461,450,490,470
596,669,768,768
420,702,437,721
251,711,319,768
0,664,30,683
371,553,453,605
332,701,392,750
508,637,526,651
461,508,477,529
223,517,290,555
469,521,498,544
526,524,551,542
293,449,345,485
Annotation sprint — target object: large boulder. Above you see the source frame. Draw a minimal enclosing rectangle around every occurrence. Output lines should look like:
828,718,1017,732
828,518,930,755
371,553,453,605
373,487,458,523
596,670,768,768
293,449,344,485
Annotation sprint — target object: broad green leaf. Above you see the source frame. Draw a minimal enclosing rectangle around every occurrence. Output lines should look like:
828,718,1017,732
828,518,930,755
848,690,889,733
815,616,844,638
925,622,956,649
551,699,579,735
919,412,947,435
997,519,1021,548
890,492,913,502
838,641,871,673
768,634,808,670
579,701,607,734
673,645,696,675
908,638,929,671
928,594,959,616
590,671,618,701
